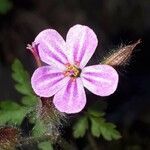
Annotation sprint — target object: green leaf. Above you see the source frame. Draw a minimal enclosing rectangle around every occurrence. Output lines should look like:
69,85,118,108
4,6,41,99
0,101,28,125
12,59,32,95
0,0,12,14
90,116,121,141
32,119,47,137
21,95,37,107
90,117,103,137
38,141,53,150
0,100,21,110
11,59,37,107
14,84,33,96
100,122,121,141
88,108,105,118
73,116,88,138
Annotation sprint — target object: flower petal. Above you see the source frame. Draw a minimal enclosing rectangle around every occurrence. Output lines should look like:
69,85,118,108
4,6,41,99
53,78,86,114
34,29,68,70
81,65,119,96
66,24,98,68
31,66,70,97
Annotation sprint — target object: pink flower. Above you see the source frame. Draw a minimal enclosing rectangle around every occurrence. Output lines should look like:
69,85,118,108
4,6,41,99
31,24,119,114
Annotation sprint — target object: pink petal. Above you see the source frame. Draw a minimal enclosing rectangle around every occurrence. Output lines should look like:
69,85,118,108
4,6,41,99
34,29,68,70
31,66,70,97
66,24,98,68
81,65,119,96
53,78,86,114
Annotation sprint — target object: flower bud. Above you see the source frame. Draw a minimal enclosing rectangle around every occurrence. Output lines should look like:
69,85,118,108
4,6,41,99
0,127,21,150
102,39,141,66
26,42,42,67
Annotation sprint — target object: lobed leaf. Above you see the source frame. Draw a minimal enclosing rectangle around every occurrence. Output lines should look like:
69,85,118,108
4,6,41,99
90,117,103,137
11,59,37,107
88,108,105,118
0,101,28,125
90,116,121,141
73,116,88,138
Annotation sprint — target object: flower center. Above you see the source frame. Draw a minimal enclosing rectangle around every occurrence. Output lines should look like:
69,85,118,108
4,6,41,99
64,65,81,78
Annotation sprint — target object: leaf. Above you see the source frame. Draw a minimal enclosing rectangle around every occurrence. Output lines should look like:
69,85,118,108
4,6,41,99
38,141,53,150
32,119,47,137
21,95,37,107
100,123,121,141
0,101,28,125
90,116,121,141
0,101,21,110
88,108,105,118
73,116,88,138
11,59,32,95
0,0,12,14
11,59,37,107
90,117,103,137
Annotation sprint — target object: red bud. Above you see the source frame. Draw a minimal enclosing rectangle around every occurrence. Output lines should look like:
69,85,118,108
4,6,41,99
0,127,21,150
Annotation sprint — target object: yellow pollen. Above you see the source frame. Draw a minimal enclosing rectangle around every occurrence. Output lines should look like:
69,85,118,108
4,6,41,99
64,65,81,78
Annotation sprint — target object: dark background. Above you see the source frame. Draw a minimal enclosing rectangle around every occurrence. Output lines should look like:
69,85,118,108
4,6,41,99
0,0,150,149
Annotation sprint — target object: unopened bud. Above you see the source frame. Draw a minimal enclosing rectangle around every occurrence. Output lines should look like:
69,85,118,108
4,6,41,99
0,127,21,150
26,42,42,67
102,39,141,66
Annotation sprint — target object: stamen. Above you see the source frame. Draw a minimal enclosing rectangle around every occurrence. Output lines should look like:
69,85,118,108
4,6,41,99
64,64,81,78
